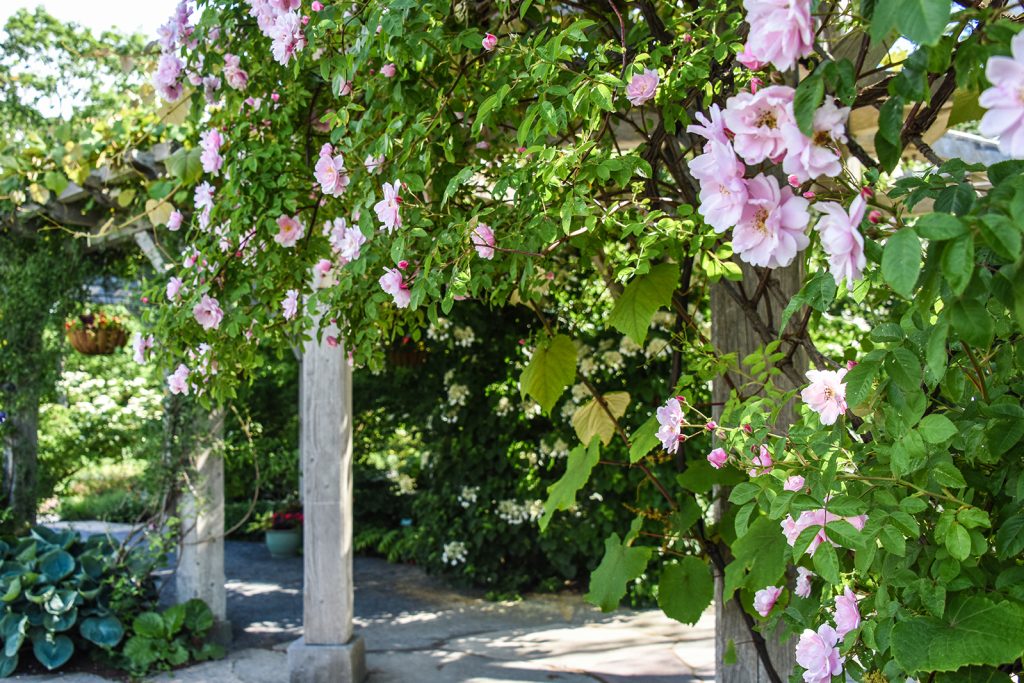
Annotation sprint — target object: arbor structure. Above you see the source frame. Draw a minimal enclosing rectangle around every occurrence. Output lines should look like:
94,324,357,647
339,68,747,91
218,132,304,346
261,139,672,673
5,1,1024,682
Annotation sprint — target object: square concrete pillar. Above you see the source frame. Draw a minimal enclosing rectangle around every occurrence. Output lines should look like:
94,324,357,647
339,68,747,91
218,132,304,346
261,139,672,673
176,408,231,644
290,319,365,683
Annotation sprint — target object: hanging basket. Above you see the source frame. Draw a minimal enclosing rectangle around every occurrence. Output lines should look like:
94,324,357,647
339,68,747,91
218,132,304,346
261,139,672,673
386,347,429,368
66,324,128,355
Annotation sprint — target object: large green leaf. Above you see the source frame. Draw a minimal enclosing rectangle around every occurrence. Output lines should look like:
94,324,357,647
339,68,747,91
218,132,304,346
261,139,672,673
628,414,660,463
891,597,1024,673
724,516,788,595
539,438,600,531
519,333,577,414
882,229,922,298
132,612,165,640
31,633,73,671
2,616,27,659
0,652,17,678
607,263,680,345
871,0,952,46
79,616,124,649
571,391,629,446
658,557,714,626
584,532,652,611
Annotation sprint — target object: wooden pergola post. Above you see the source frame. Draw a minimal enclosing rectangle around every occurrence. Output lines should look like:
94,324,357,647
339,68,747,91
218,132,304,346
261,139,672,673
287,315,365,683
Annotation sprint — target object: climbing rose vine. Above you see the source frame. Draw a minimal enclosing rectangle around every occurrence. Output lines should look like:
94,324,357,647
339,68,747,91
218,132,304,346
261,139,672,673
133,0,1024,680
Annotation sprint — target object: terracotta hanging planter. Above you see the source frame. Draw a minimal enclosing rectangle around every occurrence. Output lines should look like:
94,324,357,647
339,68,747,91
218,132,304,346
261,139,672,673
64,312,129,356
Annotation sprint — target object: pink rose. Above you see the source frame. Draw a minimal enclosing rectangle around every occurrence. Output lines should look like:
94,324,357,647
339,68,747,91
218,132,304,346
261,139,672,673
722,85,795,165
707,447,728,469
800,368,849,425
784,475,805,492
166,276,184,302
374,180,402,232
281,289,299,319
223,53,249,90
742,0,815,72
482,33,498,51
795,567,814,598
274,215,305,248
625,68,659,106
781,508,868,557
471,223,495,259
833,587,860,638
199,128,224,176
795,624,844,683
168,364,191,395
732,173,810,269
167,210,183,231
192,294,224,330
655,397,685,455
688,140,747,233
314,143,350,197
269,11,306,66
753,585,782,617
132,333,154,365
380,63,396,78
814,197,866,291
748,445,773,477
379,267,411,308
312,1,324,10
980,32,1024,157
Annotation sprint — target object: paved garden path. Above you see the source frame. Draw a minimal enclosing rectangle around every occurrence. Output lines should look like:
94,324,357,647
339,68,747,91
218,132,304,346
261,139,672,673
18,523,714,682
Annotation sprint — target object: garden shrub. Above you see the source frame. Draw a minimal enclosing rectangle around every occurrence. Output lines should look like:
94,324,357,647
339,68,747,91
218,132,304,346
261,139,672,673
119,599,223,677
0,526,162,677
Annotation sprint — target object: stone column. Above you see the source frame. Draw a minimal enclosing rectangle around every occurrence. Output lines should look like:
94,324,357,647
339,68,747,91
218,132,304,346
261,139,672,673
711,263,804,683
287,320,366,683
176,408,231,643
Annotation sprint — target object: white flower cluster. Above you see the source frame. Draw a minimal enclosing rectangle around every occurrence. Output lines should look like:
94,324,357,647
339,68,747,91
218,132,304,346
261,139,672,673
494,396,513,417
458,485,480,508
496,499,544,525
539,438,570,464
453,325,476,347
441,540,468,566
427,317,452,341
447,383,470,407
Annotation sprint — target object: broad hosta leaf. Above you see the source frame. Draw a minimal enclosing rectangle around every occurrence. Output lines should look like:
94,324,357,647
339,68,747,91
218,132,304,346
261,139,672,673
80,616,124,649
891,597,1024,673
39,551,74,583
520,334,576,414
539,438,600,531
607,263,680,345
584,532,652,611
882,229,922,298
658,557,714,626
572,391,630,447
871,0,952,46
31,633,73,671
0,651,16,678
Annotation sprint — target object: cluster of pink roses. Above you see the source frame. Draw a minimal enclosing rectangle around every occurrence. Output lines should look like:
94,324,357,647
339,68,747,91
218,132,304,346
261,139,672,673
246,0,307,66
738,0,814,73
199,129,224,176
687,88,865,287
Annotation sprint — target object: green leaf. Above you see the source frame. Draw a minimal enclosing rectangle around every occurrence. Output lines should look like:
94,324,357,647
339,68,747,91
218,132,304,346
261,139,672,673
844,358,881,407
812,543,841,584
31,633,73,671
916,213,967,241
941,236,975,295
0,652,16,678
628,415,660,463
658,557,714,626
882,229,922,298
793,72,825,136
891,597,1024,673
572,392,629,447
931,462,967,489
951,298,994,349
726,517,788,595
995,513,1024,559
980,215,1022,261
520,334,577,414
584,532,652,611
945,522,971,561
79,616,124,649
918,414,957,443
607,263,680,345
132,612,165,640
539,438,600,531
39,551,74,583
871,0,952,46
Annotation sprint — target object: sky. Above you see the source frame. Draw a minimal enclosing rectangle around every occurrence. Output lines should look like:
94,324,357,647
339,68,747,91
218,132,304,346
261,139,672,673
0,0,179,38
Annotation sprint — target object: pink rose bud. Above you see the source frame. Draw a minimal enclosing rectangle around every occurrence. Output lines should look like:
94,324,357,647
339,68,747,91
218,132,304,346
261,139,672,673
802,191,816,199
141,296,149,304
705,421,717,431
676,395,686,404
326,335,338,347
860,186,874,198
482,33,498,51
784,475,805,492
301,15,310,25
750,77,763,93
868,210,882,224
398,260,409,270
787,174,800,187
312,0,323,9
847,360,858,370
380,63,396,78
271,92,280,102
516,146,527,153
743,423,753,434
682,33,693,43
518,339,525,345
